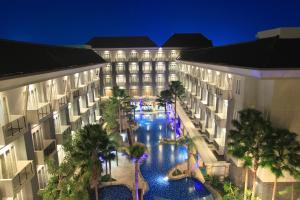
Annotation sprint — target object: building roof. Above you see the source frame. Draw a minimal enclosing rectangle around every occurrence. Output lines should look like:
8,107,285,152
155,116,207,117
87,36,157,48
162,33,213,48
178,37,300,69
0,39,105,79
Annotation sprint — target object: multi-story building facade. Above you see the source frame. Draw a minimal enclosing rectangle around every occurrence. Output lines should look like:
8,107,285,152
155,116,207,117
87,34,212,97
175,28,300,199
0,28,299,200
0,39,105,199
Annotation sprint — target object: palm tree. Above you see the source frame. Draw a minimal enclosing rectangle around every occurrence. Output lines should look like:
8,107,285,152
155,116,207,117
70,124,109,200
228,108,271,200
128,143,147,200
112,86,130,134
261,128,300,200
169,81,185,139
156,89,173,113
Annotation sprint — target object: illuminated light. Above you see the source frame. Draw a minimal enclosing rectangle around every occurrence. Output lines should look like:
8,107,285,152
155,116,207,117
146,125,150,131
207,69,211,73
75,73,79,77
228,74,232,78
63,76,68,80
135,135,137,142
147,135,150,142
159,135,162,140
216,71,220,75
159,125,162,130
171,145,174,152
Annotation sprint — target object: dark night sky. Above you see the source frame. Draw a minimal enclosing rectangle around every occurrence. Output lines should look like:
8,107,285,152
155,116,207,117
0,0,300,46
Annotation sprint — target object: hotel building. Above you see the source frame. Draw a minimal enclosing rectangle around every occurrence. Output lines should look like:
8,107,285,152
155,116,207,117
0,40,105,199
0,28,299,199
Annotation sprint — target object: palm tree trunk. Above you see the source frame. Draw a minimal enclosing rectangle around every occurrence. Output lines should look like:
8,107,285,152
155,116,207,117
105,160,108,175
252,166,258,200
109,159,112,176
244,168,249,200
92,152,99,200
272,177,278,200
291,182,294,200
119,104,122,134
135,161,139,200
188,153,191,174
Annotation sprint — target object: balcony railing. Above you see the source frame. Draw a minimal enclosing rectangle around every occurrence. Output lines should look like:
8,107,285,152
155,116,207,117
71,89,80,99
70,116,82,131
116,81,126,87
27,103,52,124
143,69,152,73
0,160,34,198
79,85,88,96
103,69,112,75
143,80,152,85
52,95,68,111
114,57,126,62
213,138,225,155
129,69,139,73
130,81,139,86
204,128,214,143
156,81,165,86
141,57,152,61
104,81,112,87
56,125,71,145
215,87,232,100
128,57,139,62
155,56,166,61
156,69,165,73
169,68,177,73
116,69,125,74
35,139,56,165
1,115,27,145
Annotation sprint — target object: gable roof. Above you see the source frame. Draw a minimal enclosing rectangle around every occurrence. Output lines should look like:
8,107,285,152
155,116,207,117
178,37,300,69
87,36,157,48
0,39,105,79
162,33,213,48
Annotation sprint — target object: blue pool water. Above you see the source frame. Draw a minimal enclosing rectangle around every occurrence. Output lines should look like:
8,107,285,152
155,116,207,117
135,112,212,200
92,185,132,200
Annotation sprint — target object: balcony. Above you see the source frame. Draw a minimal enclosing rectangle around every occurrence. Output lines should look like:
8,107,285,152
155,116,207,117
0,160,34,198
52,94,68,111
115,57,127,62
156,81,165,87
88,101,96,110
35,139,56,165
141,57,152,61
128,57,139,62
129,69,139,74
116,68,125,74
213,138,225,155
116,81,126,87
78,85,88,96
71,89,80,99
215,112,227,128
103,69,112,75
104,81,112,87
143,80,152,86
169,68,177,74
204,128,214,143
70,116,82,131
56,125,71,145
27,103,52,124
130,81,139,86
1,115,27,146
155,56,166,61
80,107,90,117
216,87,232,100
156,69,165,74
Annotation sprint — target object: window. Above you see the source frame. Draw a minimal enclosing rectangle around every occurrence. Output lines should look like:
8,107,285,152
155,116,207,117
116,75,126,85
130,75,139,83
129,62,139,73
0,147,17,179
143,62,152,73
143,74,152,82
155,62,165,72
32,128,44,151
116,63,125,73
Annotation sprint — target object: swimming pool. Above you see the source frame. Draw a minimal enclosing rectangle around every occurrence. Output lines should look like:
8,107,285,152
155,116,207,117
91,185,133,200
135,112,212,200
